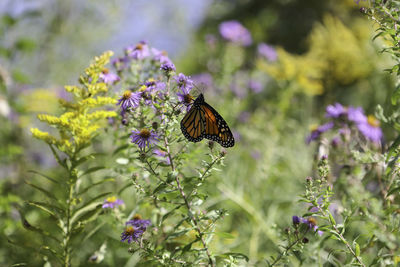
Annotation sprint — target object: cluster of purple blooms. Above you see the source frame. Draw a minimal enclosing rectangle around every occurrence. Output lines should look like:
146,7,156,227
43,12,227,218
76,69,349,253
292,216,324,236
113,41,197,151
306,103,383,144
120,215,151,244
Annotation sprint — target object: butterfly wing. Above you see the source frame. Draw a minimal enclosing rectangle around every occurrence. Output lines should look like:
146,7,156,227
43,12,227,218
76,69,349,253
180,105,205,143
200,102,235,148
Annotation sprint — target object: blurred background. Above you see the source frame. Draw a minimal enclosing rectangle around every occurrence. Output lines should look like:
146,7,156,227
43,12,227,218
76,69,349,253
0,0,394,265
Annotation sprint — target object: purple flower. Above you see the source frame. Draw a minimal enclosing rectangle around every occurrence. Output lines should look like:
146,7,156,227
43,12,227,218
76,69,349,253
120,226,144,244
326,103,346,118
130,129,158,149
117,90,141,113
174,73,194,91
292,215,300,225
102,196,124,209
126,41,150,60
160,62,176,73
347,106,367,124
126,215,151,230
219,20,252,46
248,80,263,93
257,43,277,61
99,69,120,84
151,47,173,65
357,115,383,143
153,149,171,165
306,122,334,144
177,86,194,111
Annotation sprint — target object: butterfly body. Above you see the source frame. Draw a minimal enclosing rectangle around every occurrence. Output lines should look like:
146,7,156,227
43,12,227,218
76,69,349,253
180,94,234,148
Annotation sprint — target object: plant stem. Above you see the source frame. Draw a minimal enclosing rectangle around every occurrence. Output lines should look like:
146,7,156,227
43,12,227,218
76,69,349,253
164,136,215,267
269,229,308,266
63,174,74,267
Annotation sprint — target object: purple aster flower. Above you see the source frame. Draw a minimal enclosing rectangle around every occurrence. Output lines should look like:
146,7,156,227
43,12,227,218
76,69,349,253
120,226,145,244
326,103,346,118
177,86,194,111
153,149,171,165
348,106,367,124
126,41,150,60
117,90,141,113
219,20,252,46
126,215,151,230
357,115,383,143
174,73,194,91
151,47,173,65
130,129,158,149
306,122,334,144
257,43,277,62
292,215,301,225
160,62,176,73
248,80,263,93
99,69,120,84
102,196,124,209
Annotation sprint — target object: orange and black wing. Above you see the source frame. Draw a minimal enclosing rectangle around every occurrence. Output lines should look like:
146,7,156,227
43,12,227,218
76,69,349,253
180,105,205,143
201,102,235,148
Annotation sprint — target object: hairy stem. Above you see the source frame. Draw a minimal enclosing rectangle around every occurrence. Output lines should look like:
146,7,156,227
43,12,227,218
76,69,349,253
164,136,215,267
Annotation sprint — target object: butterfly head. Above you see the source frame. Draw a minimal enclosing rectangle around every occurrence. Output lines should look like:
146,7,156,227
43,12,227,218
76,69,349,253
194,93,204,104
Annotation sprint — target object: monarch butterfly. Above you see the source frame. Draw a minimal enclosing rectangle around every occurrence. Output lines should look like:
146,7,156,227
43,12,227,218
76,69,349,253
180,93,235,147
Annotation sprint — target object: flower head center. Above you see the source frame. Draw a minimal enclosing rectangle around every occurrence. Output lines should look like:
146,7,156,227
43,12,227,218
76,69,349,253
307,217,317,226
102,68,109,74
367,115,380,128
135,43,143,50
133,214,142,220
123,90,132,99
183,94,193,104
139,129,151,139
125,226,135,235
106,196,117,203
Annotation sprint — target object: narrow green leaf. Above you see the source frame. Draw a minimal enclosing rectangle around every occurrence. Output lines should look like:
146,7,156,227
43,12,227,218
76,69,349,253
218,252,249,262
70,192,110,227
113,144,130,156
355,242,360,257
25,181,57,201
48,144,67,169
28,170,60,184
80,166,105,177
26,201,63,219
78,178,115,196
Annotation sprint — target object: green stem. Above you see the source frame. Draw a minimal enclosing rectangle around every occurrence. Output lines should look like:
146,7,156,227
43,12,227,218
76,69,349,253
63,177,74,267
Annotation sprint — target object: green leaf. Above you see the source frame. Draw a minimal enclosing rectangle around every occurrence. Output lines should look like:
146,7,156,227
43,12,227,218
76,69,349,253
80,166,105,177
49,144,67,169
25,181,58,201
78,178,114,196
214,231,236,239
217,252,249,262
70,192,110,227
12,69,30,83
113,144,130,156
354,242,360,257
28,170,60,184
26,201,64,219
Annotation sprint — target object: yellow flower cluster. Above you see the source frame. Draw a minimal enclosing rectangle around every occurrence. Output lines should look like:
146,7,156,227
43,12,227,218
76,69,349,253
31,51,117,155
259,15,377,95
